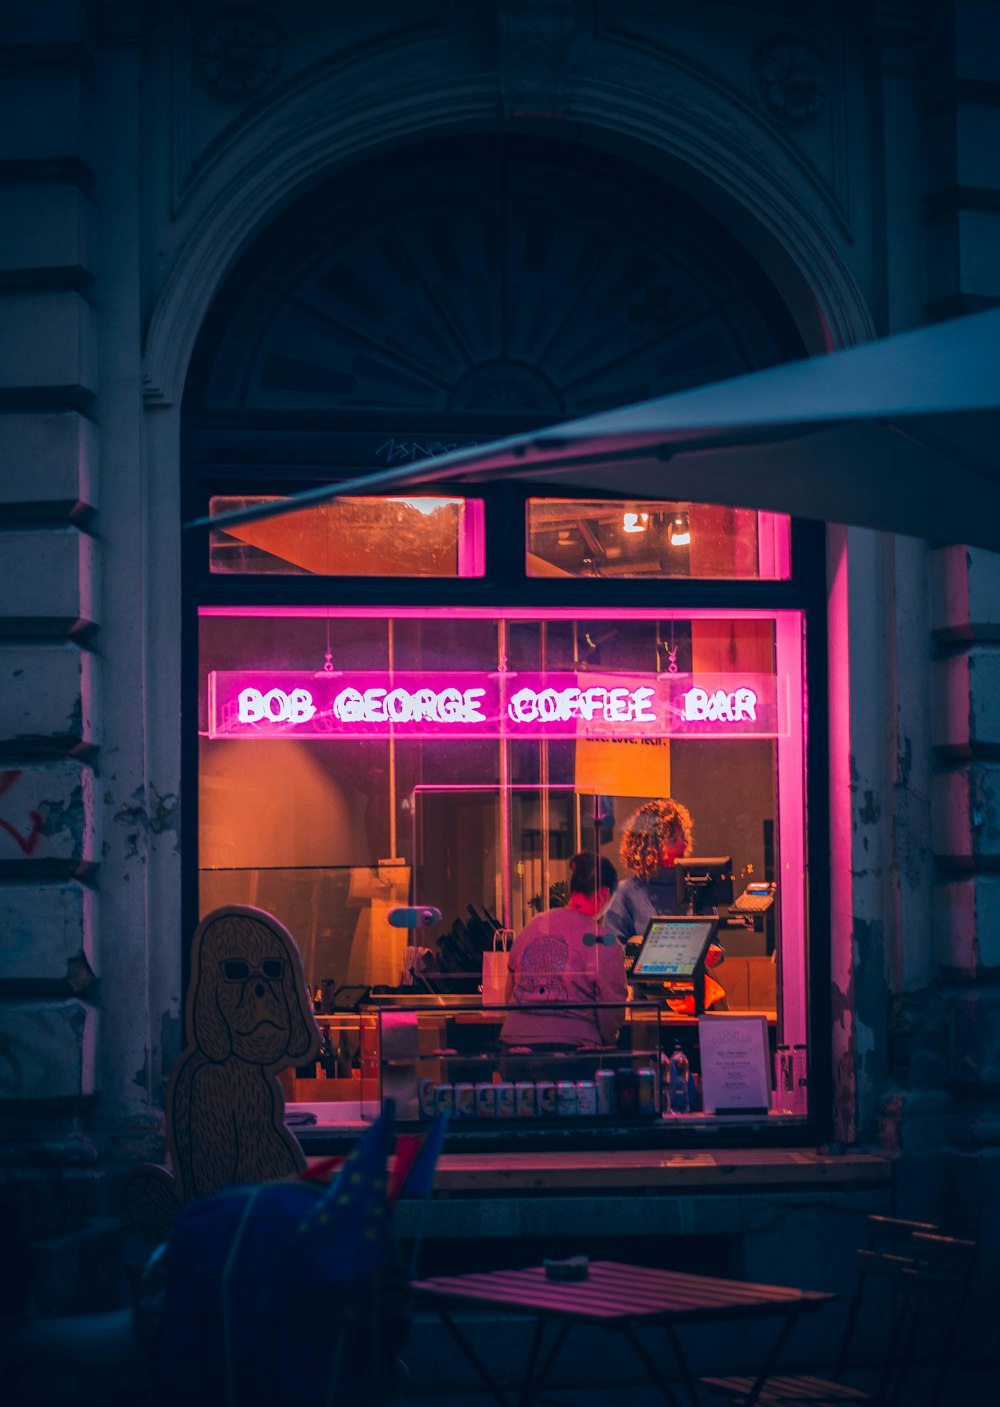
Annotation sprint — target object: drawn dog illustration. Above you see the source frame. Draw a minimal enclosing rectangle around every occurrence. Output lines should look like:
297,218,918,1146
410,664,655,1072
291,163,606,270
118,905,320,1242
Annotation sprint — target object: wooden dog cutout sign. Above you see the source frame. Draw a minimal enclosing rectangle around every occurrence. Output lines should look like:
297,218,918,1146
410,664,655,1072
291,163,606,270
118,905,321,1243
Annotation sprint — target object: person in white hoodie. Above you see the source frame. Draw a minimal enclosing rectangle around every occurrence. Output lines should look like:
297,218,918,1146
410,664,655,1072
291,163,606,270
500,851,626,1057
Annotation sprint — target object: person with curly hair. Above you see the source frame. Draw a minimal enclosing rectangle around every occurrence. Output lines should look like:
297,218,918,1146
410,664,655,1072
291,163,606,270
603,798,693,944
605,797,727,1013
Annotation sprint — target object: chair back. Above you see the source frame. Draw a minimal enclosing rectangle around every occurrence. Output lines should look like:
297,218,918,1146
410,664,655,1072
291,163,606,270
835,1216,977,1407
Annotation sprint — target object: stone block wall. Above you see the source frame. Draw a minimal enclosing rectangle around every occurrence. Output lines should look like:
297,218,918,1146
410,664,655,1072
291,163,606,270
0,2,102,1203
930,546,1000,1129
884,533,1000,1317
878,0,1000,1191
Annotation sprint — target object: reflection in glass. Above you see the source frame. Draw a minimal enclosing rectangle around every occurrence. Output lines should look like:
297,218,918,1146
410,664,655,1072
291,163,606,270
209,495,484,576
526,499,790,579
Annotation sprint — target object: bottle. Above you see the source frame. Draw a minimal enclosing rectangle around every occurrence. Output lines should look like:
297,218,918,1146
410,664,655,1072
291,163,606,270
319,1026,337,1078
668,1040,690,1114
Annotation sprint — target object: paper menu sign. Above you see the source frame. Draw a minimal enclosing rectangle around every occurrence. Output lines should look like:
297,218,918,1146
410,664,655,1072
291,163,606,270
574,735,670,796
698,1014,771,1113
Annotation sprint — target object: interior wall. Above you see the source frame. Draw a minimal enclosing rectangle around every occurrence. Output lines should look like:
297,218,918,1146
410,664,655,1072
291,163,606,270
198,739,367,870
670,739,773,882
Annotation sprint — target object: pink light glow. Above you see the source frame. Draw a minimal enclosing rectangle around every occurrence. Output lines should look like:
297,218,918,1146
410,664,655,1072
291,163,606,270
199,605,789,621
207,669,785,740
757,512,791,579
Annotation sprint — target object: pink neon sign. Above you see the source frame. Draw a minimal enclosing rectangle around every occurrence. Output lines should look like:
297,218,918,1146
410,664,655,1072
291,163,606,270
208,671,786,740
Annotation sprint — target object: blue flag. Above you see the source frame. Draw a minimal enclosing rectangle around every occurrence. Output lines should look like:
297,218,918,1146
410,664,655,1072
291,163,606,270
160,1102,402,1405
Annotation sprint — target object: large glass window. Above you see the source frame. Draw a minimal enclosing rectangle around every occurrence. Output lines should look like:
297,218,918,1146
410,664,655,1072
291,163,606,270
187,139,817,1134
198,604,808,1117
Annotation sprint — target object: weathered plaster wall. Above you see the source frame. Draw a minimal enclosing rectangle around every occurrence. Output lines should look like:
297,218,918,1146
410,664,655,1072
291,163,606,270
0,4,101,1166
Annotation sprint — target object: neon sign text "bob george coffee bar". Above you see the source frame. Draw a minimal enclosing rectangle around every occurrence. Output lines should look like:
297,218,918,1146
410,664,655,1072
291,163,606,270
208,672,786,740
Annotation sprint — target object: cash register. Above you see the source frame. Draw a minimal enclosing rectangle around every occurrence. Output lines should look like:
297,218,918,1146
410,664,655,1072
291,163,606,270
674,856,776,956
629,914,720,1016
673,856,734,915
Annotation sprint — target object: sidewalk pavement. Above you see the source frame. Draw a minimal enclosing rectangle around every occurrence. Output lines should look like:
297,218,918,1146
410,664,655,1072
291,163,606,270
399,1300,1000,1406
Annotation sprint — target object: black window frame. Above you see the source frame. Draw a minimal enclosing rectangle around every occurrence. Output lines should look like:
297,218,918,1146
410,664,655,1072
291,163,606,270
180,129,831,1146
182,434,831,1148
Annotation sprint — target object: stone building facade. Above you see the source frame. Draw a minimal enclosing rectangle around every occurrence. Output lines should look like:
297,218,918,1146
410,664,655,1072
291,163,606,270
1,0,999,1321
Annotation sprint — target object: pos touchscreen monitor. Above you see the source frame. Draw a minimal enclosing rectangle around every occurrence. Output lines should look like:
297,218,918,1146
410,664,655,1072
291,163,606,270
631,914,719,983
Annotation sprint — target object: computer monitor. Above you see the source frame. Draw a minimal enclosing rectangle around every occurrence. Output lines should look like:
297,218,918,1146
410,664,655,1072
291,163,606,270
631,914,719,982
674,856,734,915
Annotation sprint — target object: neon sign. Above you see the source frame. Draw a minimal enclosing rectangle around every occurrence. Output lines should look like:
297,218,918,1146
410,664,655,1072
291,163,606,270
239,688,317,724
209,671,785,740
681,687,757,723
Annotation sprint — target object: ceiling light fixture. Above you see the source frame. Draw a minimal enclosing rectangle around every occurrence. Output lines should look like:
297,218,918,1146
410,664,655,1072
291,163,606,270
669,510,691,547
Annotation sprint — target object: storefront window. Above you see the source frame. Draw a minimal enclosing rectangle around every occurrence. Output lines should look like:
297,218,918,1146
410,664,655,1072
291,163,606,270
208,495,485,576
198,604,807,1124
187,139,817,1137
526,499,791,579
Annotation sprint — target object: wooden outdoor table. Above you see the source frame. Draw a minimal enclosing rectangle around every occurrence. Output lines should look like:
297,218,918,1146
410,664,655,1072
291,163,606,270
410,1259,834,1407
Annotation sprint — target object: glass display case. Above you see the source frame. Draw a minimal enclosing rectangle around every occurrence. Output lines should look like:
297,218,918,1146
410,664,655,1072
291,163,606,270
289,1010,365,1104
287,997,798,1130
356,998,669,1125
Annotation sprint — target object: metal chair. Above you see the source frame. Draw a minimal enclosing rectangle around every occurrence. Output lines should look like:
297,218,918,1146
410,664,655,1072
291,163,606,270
701,1215,978,1407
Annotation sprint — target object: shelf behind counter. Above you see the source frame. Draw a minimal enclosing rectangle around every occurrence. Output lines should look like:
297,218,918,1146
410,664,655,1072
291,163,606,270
289,993,792,1154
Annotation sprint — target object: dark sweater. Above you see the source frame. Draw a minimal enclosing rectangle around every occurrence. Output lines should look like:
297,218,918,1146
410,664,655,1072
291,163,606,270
603,871,684,943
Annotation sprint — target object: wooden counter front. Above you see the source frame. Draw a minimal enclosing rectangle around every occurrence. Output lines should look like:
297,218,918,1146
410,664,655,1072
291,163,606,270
427,1146,891,1193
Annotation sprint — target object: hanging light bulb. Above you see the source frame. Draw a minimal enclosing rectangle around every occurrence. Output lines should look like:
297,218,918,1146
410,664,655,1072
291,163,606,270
669,510,691,547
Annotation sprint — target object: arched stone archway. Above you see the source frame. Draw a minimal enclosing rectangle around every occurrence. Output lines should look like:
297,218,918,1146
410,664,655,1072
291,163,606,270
187,136,803,426
145,74,873,406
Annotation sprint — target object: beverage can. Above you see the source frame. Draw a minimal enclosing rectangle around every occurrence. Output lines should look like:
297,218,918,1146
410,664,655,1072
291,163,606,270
515,1081,537,1117
615,1069,639,1116
556,1080,577,1116
536,1080,556,1116
575,1080,597,1116
496,1082,516,1118
636,1068,657,1116
475,1082,497,1118
434,1083,454,1116
595,1069,616,1116
418,1079,437,1119
454,1082,475,1119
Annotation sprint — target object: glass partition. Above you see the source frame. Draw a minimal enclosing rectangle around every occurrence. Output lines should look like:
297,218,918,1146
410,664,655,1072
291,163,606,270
209,494,484,576
526,499,791,579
